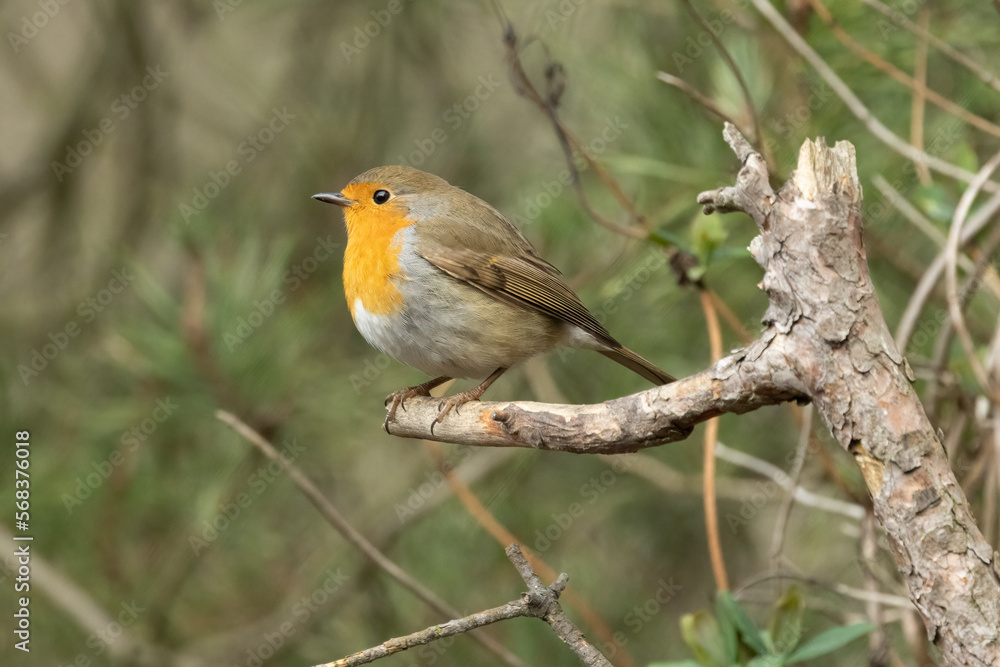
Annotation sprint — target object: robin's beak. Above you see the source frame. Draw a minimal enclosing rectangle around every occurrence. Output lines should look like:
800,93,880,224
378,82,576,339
312,192,356,207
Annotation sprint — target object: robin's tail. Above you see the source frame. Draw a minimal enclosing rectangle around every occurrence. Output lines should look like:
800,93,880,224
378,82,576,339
600,346,675,385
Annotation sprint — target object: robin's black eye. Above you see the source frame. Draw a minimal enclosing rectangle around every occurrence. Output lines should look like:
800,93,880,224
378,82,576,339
373,189,391,204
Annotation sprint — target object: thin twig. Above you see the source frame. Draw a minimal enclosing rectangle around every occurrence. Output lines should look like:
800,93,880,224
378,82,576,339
909,9,931,186
862,512,889,661
679,0,764,146
943,150,1000,402
499,18,647,238
0,523,177,665
657,72,746,130
770,405,814,566
748,0,1000,192
715,442,865,520
807,0,1000,139
859,0,1000,93
699,289,729,591
422,441,632,667
895,188,1000,349
505,545,613,666
738,571,913,609
321,546,609,667
215,410,524,667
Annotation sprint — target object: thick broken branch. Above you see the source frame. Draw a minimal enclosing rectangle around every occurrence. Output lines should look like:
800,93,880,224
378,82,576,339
386,337,803,453
386,123,1000,665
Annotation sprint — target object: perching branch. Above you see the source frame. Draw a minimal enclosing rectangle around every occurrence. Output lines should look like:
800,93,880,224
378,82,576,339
385,337,803,453
387,124,1000,665
322,545,610,667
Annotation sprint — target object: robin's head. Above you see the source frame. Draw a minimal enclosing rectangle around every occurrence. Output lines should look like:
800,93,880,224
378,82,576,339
312,166,457,232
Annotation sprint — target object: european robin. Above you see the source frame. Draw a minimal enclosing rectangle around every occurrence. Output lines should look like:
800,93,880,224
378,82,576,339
313,166,674,425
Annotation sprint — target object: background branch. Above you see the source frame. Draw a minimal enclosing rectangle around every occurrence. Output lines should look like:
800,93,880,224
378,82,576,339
322,545,610,667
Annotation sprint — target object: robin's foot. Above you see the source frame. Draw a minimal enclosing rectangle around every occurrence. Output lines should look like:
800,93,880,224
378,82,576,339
433,366,509,426
384,376,451,429
434,388,485,424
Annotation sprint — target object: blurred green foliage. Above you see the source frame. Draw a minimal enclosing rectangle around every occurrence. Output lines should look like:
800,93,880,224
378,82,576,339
1,0,998,665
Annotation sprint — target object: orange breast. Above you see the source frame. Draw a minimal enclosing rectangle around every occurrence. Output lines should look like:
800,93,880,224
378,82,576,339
341,194,414,318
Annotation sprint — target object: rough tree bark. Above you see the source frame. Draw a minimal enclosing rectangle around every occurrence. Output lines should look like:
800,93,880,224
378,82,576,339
385,125,1000,665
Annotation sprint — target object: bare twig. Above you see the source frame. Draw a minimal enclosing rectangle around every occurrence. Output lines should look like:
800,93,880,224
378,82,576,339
422,441,632,666
748,0,1000,192
215,410,524,667
943,150,1000,403
679,0,764,146
321,545,610,667
859,0,1000,93
910,8,932,186
700,289,729,591
861,512,889,662
499,18,647,238
806,0,1000,139
739,571,913,609
894,188,1000,350
715,442,865,520
657,72,745,130
0,523,180,665
770,405,814,565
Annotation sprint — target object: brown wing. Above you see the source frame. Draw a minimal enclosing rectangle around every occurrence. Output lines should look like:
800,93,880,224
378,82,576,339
419,244,619,349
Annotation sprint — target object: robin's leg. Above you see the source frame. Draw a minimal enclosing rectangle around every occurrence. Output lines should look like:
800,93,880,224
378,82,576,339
434,367,508,424
385,376,451,427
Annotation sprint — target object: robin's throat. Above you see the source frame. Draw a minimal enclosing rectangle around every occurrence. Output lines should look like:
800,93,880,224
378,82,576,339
342,207,412,318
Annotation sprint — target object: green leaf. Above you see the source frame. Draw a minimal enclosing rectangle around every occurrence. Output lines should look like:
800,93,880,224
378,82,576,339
681,611,729,667
648,228,685,249
716,591,768,655
912,183,955,223
691,213,728,265
768,586,804,656
786,622,874,663
747,656,785,667
647,662,705,667
715,591,738,662
953,141,979,175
